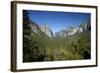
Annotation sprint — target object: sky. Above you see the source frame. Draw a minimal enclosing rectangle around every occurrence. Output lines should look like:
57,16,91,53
26,10,91,33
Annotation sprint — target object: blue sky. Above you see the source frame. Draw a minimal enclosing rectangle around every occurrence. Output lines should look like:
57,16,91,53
26,10,90,33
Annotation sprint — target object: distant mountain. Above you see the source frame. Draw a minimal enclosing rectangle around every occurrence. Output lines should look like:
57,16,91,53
55,21,90,38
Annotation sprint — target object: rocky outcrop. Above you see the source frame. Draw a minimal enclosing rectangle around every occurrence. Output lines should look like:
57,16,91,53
39,24,53,37
80,21,91,31
29,20,40,34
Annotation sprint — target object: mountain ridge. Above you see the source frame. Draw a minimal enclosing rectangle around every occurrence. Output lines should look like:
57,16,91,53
29,19,90,38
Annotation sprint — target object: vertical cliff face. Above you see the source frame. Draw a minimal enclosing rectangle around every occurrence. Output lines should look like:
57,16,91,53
79,22,90,32
39,24,53,37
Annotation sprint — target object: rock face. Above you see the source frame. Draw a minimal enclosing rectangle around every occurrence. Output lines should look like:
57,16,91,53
29,20,40,34
55,27,82,37
39,24,53,37
29,20,53,37
80,22,91,31
30,24,38,33
55,21,90,38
